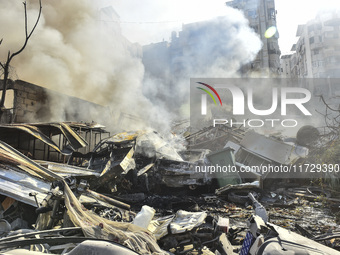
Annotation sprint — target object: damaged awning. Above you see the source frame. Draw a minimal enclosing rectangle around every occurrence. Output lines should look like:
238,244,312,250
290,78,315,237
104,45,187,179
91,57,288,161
0,122,88,157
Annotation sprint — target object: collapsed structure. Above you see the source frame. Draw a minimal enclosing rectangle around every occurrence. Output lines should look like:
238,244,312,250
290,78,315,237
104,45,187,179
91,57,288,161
0,118,339,255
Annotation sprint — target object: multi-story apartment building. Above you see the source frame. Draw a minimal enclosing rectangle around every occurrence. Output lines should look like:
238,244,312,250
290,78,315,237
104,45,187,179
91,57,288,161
280,54,293,78
287,11,340,78
226,0,281,75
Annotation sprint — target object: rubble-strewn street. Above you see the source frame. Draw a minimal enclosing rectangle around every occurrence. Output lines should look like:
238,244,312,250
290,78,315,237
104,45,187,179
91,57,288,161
1,0,340,254
0,122,340,254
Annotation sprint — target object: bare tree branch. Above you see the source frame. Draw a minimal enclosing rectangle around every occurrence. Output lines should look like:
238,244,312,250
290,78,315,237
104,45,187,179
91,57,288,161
319,95,340,112
8,0,42,62
0,0,42,122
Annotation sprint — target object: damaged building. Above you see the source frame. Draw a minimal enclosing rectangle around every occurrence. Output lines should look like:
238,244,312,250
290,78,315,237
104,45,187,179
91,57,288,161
143,0,281,79
226,0,281,75
0,114,340,254
0,79,109,124
0,1,340,254
282,10,340,78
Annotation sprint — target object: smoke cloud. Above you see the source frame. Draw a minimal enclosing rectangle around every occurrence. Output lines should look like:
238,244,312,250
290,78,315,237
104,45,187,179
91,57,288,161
142,9,262,114
0,0,261,133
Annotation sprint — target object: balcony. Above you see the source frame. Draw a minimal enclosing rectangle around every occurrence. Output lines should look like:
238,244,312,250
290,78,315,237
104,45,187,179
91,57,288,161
323,37,340,47
310,42,323,50
324,17,340,27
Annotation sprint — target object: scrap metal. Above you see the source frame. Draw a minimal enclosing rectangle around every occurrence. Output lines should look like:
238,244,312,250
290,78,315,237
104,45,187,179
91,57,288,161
0,123,340,254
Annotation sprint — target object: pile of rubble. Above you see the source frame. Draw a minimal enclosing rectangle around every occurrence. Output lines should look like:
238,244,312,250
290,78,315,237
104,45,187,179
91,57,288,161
0,122,340,254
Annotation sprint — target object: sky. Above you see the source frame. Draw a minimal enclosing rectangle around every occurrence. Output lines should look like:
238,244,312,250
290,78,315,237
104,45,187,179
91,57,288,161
275,0,339,54
99,0,339,55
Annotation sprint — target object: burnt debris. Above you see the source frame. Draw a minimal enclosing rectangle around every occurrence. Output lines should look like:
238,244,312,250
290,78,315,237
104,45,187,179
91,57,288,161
0,122,340,254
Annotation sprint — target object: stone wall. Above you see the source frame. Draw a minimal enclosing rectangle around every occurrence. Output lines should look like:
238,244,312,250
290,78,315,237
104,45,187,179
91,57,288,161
0,79,107,123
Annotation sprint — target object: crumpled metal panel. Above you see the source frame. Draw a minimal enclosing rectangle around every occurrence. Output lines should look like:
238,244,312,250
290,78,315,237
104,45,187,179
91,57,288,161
0,167,50,207
97,147,135,181
106,131,142,144
0,141,62,181
35,161,100,177
240,131,300,165
0,122,89,155
157,159,211,188
50,123,88,150
0,124,61,153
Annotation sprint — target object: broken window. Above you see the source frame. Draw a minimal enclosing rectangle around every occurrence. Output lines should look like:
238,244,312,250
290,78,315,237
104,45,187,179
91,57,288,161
268,8,275,20
251,25,259,33
2,89,14,109
309,36,314,44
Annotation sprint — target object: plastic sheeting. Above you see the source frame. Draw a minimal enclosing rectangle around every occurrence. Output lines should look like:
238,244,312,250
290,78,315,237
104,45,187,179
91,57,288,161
63,181,167,255
170,210,207,234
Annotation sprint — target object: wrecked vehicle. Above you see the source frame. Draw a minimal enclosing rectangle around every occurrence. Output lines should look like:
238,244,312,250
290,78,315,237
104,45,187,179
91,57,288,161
0,121,340,254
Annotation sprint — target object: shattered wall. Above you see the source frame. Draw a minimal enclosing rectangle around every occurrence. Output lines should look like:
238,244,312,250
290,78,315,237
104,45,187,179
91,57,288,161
0,79,108,123
0,1,171,133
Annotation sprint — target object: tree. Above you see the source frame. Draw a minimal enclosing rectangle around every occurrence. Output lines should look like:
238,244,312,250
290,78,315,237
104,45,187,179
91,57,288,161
0,0,42,122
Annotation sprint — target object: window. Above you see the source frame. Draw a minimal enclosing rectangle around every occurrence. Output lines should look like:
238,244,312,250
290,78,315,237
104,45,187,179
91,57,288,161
327,56,336,63
268,8,275,20
308,25,314,32
251,25,258,33
324,32,331,38
248,10,257,18
309,37,314,44
2,89,14,109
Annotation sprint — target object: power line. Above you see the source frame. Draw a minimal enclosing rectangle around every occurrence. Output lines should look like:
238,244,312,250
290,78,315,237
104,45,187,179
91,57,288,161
96,19,185,24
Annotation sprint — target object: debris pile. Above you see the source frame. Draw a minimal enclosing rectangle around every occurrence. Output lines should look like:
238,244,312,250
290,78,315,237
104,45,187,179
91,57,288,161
0,122,340,254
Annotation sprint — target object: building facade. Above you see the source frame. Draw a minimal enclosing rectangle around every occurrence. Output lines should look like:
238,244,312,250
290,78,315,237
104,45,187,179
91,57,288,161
0,79,107,124
143,0,282,83
226,0,281,75
286,11,340,78
280,54,293,78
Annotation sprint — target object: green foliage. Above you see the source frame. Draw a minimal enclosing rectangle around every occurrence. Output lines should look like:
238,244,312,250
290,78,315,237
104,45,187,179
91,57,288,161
313,140,340,190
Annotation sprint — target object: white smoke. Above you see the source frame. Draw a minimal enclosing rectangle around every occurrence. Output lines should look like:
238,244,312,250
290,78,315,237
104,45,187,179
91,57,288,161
142,8,262,113
0,0,261,133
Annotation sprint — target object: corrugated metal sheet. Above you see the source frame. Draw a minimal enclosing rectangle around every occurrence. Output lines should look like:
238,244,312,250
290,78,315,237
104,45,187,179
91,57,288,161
0,122,89,154
240,132,295,164
0,141,62,181
0,167,50,207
